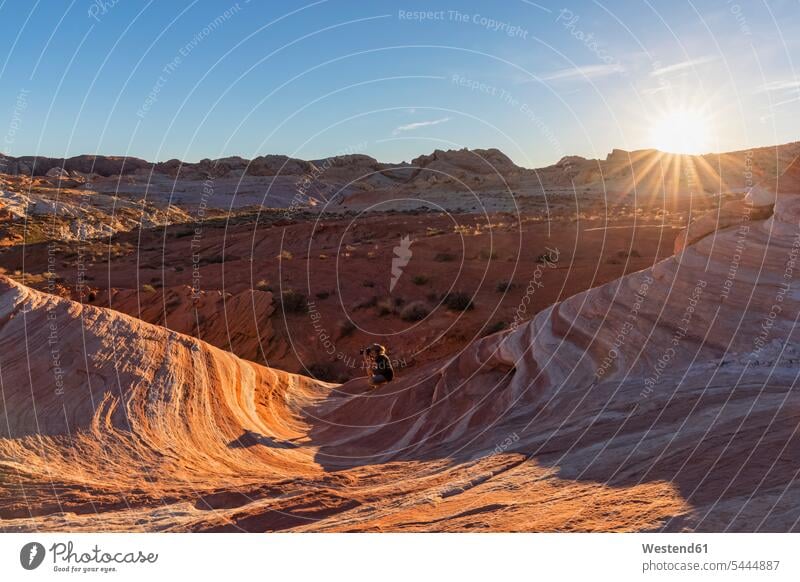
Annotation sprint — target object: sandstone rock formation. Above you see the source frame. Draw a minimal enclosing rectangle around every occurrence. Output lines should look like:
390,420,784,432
2,158,800,533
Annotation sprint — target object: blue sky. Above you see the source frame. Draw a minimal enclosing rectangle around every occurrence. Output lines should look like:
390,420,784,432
1,0,798,167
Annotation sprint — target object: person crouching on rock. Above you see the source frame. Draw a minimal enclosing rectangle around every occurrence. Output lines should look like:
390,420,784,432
362,344,394,386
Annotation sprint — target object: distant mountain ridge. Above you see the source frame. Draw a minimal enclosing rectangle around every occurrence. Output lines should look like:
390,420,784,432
2,141,799,198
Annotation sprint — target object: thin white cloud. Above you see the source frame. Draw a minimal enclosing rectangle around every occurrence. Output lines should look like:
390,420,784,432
540,63,625,82
649,55,718,77
641,84,670,95
770,94,800,108
392,117,450,135
756,79,800,93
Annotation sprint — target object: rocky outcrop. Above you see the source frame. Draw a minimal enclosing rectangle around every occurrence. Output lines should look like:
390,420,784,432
674,199,774,253
312,157,800,531
3,156,800,533
410,147,521,177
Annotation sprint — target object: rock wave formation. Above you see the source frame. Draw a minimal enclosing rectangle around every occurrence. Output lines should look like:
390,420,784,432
2,159,800,531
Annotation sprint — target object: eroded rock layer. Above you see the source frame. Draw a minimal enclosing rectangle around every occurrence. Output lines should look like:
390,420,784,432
1,160,800,532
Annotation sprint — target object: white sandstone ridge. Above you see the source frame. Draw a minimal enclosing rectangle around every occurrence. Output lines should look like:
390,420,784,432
0,143,796,190
0,188,189,239
3,143,800,215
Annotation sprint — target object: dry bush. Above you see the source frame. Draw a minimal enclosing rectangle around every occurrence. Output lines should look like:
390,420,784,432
444,291,474,311
280,289,308,313
400,301,430,322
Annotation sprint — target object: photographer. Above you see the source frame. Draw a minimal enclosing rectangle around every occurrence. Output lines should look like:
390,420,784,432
361,344,394,386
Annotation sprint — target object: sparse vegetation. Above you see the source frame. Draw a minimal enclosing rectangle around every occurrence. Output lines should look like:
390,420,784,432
434,252,456,262
377,297,397,317
496,280,512,292
412,275,430,285
536,252,556,264
444,291,474,311
315,290,331,300
479,249,498,260
255,279,271,291
141,284,156,293
353,295,378,310
400,301,430,321
277,249,293,260
280,289,308,313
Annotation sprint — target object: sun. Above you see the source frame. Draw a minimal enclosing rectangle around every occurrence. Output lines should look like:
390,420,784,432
648,108,712,155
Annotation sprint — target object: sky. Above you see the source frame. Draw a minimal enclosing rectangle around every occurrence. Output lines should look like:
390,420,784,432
1,0,799,168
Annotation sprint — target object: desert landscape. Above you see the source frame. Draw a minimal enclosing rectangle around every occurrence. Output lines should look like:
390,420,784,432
2,0,800,551
1,143,799,532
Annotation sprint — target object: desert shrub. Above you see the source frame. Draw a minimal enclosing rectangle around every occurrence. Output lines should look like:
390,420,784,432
280,289,308,313
255,279,271,291
412,275,429,285
353,295,378,310
444,291,474,311
426,292,440,303
141,284,156,293
277,249,293,260
629,249,641,258
362,280,375,288
483,320,508,336
479,249,498,260
434,252,456,262
400,301,430,322
376,297,397,317
496,280,512,292
315,290,331,300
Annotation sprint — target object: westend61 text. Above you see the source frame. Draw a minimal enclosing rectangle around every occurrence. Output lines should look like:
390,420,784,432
643,543,708,554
